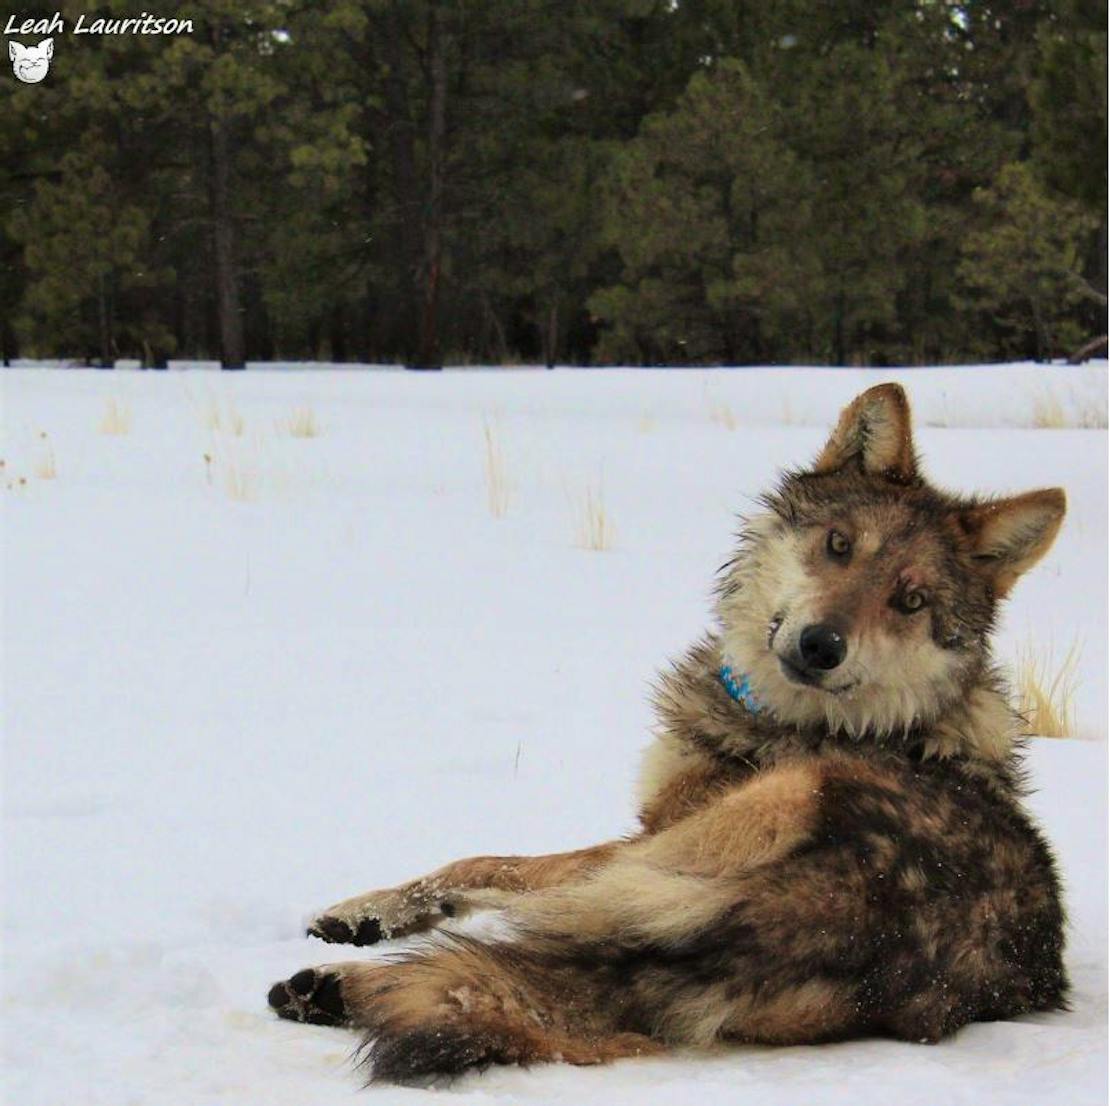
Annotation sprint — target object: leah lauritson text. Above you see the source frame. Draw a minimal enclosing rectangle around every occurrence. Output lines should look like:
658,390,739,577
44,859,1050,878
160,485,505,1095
4,12,193,35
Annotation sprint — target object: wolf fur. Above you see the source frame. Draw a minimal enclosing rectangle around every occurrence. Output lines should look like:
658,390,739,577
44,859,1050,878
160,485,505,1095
268,383,1069,1085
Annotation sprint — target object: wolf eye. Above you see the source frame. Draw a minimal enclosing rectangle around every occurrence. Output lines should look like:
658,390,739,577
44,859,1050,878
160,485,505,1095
826,530,851,559
895,588,928,614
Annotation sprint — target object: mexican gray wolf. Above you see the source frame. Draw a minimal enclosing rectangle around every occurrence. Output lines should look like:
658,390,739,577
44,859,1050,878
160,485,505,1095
268,382,1068,1085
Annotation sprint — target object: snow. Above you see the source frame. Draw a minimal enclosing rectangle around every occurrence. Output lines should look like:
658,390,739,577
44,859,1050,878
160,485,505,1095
3,362,1106,1105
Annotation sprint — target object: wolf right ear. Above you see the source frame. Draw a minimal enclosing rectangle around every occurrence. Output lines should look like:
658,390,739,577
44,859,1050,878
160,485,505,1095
812,383,918,483
10,41,25,61
954,488,1066,598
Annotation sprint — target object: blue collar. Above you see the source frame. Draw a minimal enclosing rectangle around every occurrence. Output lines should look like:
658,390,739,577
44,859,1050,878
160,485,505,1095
719,664,762,714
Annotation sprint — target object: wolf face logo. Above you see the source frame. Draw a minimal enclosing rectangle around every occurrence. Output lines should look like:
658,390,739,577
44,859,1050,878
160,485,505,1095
9,38,53,83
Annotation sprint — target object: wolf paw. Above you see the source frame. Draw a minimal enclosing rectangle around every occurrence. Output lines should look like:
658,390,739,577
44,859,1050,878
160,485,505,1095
307,915,383,946
307,887,441,946
268,968,349,1026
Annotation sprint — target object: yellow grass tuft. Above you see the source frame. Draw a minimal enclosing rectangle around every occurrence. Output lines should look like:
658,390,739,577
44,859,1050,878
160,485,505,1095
1030,390,1067,429
1012,637,1081,738
278,406,320,439
1028,386,1107,429
33,431,57,479
708,400,737,431
572,482,614,551
482,418,510,518
202,439,261,503
218,453,256,502
99,398,133,435
200,395,245,436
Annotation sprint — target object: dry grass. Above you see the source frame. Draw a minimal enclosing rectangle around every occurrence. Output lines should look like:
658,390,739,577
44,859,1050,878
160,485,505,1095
33,431,57,479
1012,637,1081,738
572,481,614,551
220,456,257,502
708,400,737,430
1029,386,1107,429
278,406,321,438
200,395,245,436
203,440,262,503
1031,390,1067,429
482,418,510,518
99,398,133,435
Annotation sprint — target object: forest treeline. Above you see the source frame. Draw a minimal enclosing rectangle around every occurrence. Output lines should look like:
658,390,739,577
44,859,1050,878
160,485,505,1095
1,0,1105,368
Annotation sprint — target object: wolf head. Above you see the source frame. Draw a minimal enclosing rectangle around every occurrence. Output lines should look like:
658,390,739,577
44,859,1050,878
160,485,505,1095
717,384,1065,738
10,38,53,84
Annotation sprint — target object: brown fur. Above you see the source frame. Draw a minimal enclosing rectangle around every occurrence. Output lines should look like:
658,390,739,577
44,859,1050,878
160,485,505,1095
270,383,1069,1085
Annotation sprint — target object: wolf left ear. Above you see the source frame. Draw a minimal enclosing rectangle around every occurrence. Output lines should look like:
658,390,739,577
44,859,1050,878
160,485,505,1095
954,488,1066,598
812,383,917,483
40,38,54,59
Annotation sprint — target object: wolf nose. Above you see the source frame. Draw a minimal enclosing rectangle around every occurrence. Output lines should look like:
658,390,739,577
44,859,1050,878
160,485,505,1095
798,624,846,671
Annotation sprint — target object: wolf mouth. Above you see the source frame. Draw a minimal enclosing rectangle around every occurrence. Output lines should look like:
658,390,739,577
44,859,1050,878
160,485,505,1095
777,657,858,696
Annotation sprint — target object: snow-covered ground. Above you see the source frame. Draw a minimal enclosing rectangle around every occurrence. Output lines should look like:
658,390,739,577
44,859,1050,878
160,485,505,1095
3,363,1106,1105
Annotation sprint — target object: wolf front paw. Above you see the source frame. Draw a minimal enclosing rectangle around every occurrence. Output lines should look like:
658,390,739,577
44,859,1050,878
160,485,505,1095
268,967,350,1026
307,915,383,946
307,886,443,946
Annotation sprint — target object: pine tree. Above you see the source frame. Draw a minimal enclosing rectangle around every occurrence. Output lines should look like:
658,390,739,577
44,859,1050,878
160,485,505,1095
590,60,814,364
957,161,1097,361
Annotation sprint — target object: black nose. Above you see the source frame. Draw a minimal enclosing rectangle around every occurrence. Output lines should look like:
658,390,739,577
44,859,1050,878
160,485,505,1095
798,624,847,671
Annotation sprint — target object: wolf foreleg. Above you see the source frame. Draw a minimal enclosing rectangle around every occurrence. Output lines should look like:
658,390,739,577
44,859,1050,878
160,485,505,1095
307,841,623,946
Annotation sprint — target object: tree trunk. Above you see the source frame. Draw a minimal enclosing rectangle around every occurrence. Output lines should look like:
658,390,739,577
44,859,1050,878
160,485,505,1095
208,111,246,370
544,301,559,368
412,2,447,370
97,270,112,368
329,303,348,362
142,338,169,370
833,288,846,366
1029,296,1050,362
481,291,508,363
2,312,17,366
381,4,421,362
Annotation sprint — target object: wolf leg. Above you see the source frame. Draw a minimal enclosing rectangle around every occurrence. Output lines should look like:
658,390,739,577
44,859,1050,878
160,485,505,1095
307,841,623,946
279,762,837,1080
270,940,663,1084
503,759,863,1049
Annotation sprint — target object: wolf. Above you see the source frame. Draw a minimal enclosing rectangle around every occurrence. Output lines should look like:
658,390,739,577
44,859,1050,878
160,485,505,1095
268,383,1069,1084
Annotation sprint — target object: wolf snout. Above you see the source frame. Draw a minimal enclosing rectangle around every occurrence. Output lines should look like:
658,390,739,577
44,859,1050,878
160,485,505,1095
797,624,847,672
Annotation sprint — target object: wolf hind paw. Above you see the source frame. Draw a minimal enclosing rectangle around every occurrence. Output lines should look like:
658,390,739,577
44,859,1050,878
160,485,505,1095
268,968,350,1026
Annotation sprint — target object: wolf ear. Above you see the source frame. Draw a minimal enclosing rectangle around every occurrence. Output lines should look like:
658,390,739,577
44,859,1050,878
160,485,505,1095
10,41,25,61
954,488,1066,598
40,38,54,59
812,383,917,483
